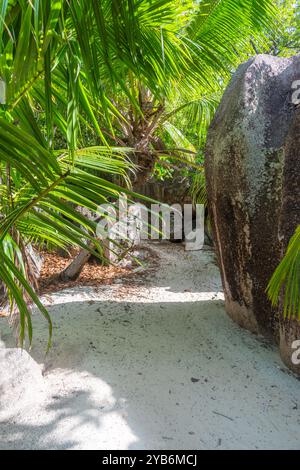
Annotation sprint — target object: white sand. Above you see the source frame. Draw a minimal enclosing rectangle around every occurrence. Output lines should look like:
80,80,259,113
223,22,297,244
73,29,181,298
0,241,299,450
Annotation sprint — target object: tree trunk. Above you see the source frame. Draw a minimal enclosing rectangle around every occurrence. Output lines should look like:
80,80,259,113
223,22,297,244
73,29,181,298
60,248,91,281
59,208,118,281
205,54,300,340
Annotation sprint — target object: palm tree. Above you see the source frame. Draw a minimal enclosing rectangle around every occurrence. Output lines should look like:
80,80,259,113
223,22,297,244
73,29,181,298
0,0,277,347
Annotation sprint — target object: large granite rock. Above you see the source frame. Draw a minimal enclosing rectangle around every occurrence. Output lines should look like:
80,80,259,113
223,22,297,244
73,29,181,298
205,54,300,340
278,108,300,372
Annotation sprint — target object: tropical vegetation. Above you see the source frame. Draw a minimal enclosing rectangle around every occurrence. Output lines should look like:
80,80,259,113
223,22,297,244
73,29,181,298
0,0,299,347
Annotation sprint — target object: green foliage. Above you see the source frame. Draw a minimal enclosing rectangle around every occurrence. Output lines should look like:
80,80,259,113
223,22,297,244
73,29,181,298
267,227,300,320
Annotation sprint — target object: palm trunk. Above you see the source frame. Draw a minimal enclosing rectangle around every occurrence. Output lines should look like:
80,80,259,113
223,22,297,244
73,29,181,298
60,247,91,281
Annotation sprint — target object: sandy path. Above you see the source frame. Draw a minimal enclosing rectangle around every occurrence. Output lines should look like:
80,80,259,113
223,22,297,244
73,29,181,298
0,241,299,450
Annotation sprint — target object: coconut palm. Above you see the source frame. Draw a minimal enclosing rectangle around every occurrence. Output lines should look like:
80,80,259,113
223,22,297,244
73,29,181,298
0,0,278,347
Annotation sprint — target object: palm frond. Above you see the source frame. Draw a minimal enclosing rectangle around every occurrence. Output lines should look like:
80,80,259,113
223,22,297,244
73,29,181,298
267,226,300,319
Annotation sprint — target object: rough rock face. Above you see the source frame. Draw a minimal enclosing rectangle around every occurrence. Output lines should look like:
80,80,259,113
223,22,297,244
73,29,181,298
278,108,300,372
205,54,300,339
0,348,44,417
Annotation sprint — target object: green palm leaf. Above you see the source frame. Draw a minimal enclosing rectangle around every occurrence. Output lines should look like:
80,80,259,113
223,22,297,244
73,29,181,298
267,226,300,320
